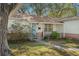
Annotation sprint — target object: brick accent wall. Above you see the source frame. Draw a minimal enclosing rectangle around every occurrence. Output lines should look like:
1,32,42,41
64,33,79,39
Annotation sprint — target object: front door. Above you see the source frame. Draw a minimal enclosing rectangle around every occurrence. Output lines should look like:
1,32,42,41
37,23,43,40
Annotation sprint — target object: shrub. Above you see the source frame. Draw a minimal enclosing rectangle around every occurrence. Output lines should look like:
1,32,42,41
8,32,29,42
8,21,31,42
43,36,49,41
63,38,73,43
51,31,60,39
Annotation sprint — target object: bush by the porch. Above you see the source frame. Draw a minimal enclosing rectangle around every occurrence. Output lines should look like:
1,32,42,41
50,31,60,39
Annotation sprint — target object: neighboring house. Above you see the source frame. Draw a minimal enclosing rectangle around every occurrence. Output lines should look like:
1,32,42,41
8,13,63,40
62,16,79,39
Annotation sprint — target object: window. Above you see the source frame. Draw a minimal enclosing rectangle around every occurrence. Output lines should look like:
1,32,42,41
38,27,41,30
44,24,53,32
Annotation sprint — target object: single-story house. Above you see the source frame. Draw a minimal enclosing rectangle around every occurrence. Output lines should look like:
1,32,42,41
8,13,79,40
8,13,63,40
62,16,79,39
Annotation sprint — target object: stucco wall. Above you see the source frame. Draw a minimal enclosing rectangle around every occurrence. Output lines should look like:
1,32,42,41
64,20,79,34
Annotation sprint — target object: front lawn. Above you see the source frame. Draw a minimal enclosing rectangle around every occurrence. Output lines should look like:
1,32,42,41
9,41,62,56
49,39,79,56
9,39,79,56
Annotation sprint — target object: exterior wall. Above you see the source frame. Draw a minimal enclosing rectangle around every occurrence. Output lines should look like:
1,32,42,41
64,20,79,39
56,24,63,33
65,33,79,39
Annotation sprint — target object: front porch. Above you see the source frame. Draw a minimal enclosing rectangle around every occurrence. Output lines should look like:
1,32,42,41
31,22,63,40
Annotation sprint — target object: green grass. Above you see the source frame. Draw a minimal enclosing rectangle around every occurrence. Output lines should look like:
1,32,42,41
9,41,61,56
9,40,79,56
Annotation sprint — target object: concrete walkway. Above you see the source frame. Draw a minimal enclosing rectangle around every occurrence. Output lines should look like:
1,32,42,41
35,40,79,51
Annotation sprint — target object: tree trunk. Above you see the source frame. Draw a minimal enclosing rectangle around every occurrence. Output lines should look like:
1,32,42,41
0,12,10,56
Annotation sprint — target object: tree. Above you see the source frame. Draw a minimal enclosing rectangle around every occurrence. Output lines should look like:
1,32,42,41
19,3,77,17
48,3,77,18
17,4,30,14
0,3,21,56
19,3,49,16
18,5,27,13
30,3,48,16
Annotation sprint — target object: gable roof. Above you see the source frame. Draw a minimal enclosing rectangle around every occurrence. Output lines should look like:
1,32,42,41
10,13,63,24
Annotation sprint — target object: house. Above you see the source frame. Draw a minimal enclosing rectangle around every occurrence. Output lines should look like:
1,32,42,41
8,13,63,40
62,16,79,39
8,13,79,40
